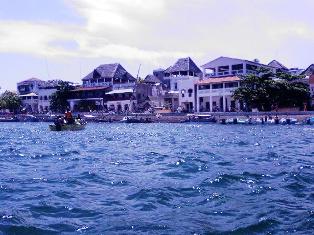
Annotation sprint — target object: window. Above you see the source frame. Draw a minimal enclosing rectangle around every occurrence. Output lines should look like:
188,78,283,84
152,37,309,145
225,82,239,88
44,96,48,100
212,84,223,89
181,89,185,98
188,89,193,97
200,97,203,103
175,83,178,90
199,85,211,90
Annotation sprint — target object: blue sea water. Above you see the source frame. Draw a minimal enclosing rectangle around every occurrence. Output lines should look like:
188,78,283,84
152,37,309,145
0,122,313,234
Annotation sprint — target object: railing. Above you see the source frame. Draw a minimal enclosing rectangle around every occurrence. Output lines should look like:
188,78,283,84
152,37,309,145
112,83,135,89
83,82,112,87
217,71,230,76
198,88,236,96
232,69,244,75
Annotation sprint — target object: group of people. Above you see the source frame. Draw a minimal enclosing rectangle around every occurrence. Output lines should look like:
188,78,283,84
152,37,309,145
54,109,81,127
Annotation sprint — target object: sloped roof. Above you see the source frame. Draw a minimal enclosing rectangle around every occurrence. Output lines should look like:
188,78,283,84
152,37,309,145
268,60,289,70
144,74,161,84
301,64,314,76
202,56,276,69
18,78,43,84
82,63,135,82
197,76,240,85
164,57,202,75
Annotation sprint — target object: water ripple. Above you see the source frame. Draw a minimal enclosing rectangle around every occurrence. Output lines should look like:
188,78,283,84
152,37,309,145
0,122,313,234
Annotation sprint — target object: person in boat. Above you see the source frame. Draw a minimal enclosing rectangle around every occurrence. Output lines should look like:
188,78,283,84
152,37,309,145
65,109,74,124
54,116,64,131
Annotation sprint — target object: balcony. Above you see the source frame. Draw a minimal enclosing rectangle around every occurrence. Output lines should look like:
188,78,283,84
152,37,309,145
198,87,237,96
112,82,135,90
83,82,112,88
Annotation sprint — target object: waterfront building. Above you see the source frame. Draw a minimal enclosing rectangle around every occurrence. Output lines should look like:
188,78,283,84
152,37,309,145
196,76,241,112
164,57,202,112
135,74,166,111
17,78,63,113
201,56,277,78
68,63,136,112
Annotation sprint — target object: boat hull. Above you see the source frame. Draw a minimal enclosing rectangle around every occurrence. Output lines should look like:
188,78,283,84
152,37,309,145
49,124,86,131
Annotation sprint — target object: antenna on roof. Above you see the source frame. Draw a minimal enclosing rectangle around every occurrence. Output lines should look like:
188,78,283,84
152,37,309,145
136,64,141,80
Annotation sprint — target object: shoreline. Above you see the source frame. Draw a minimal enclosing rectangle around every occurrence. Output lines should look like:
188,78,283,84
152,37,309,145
1,111,314,123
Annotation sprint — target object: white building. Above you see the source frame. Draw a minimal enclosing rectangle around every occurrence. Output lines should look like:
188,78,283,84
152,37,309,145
68,63,136,113
202,56,277,78
17,78,43,113
196,76,241,112
17,78,65,113
164,57,202,112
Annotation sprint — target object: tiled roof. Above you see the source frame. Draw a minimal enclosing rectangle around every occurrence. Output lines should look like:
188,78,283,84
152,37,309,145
82,63,136,82
197,76,240,84
268,60,289,70
164,57,202,75
72,86,110,91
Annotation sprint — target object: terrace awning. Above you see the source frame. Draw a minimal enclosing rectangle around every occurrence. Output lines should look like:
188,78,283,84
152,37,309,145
19,92,38,97
106,88,133,95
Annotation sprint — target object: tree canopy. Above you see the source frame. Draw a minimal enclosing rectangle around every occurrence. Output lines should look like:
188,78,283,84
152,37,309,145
0,90,21,112
233,69,310,111
50,81,74,113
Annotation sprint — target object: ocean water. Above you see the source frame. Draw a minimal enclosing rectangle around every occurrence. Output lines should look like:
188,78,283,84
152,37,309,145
0,122,313,234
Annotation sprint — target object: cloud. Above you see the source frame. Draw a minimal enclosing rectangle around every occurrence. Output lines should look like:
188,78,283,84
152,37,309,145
0,0,314,69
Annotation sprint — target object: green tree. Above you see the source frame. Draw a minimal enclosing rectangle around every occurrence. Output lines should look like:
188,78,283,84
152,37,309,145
50,81,74,113
233,69,310,111
0,91,21,112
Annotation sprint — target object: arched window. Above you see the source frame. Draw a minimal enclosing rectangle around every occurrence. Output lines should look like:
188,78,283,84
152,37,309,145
181,89,186,98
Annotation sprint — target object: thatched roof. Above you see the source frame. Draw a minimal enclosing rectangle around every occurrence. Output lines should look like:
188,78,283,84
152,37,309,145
18,78,43,84
82,63,135,82
301,64,314,76
164,57,202,76
144,74,161,84
268,60,289,71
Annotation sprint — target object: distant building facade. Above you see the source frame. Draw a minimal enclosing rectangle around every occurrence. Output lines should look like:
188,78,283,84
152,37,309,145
68,63,136,112
196,76,241,112
164,57,202,112
17,78,62,113
135,74,166,111
201,56,277,78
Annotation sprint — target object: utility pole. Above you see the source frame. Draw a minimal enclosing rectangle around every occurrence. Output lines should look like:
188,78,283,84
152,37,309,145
136,64,141,81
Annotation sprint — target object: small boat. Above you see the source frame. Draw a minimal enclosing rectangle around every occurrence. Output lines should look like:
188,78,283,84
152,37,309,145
120,116,153,123
279,118,298,125
49,120,86,131
306,117,314,125
0,117,19,122
225,118,249,124
183,114,216,123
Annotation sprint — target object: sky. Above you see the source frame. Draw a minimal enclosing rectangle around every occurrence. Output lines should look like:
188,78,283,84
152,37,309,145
0,0,314,91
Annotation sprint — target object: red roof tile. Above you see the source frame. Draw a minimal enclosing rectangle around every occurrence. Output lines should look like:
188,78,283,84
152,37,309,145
72,86,110,91
197,76,240,85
